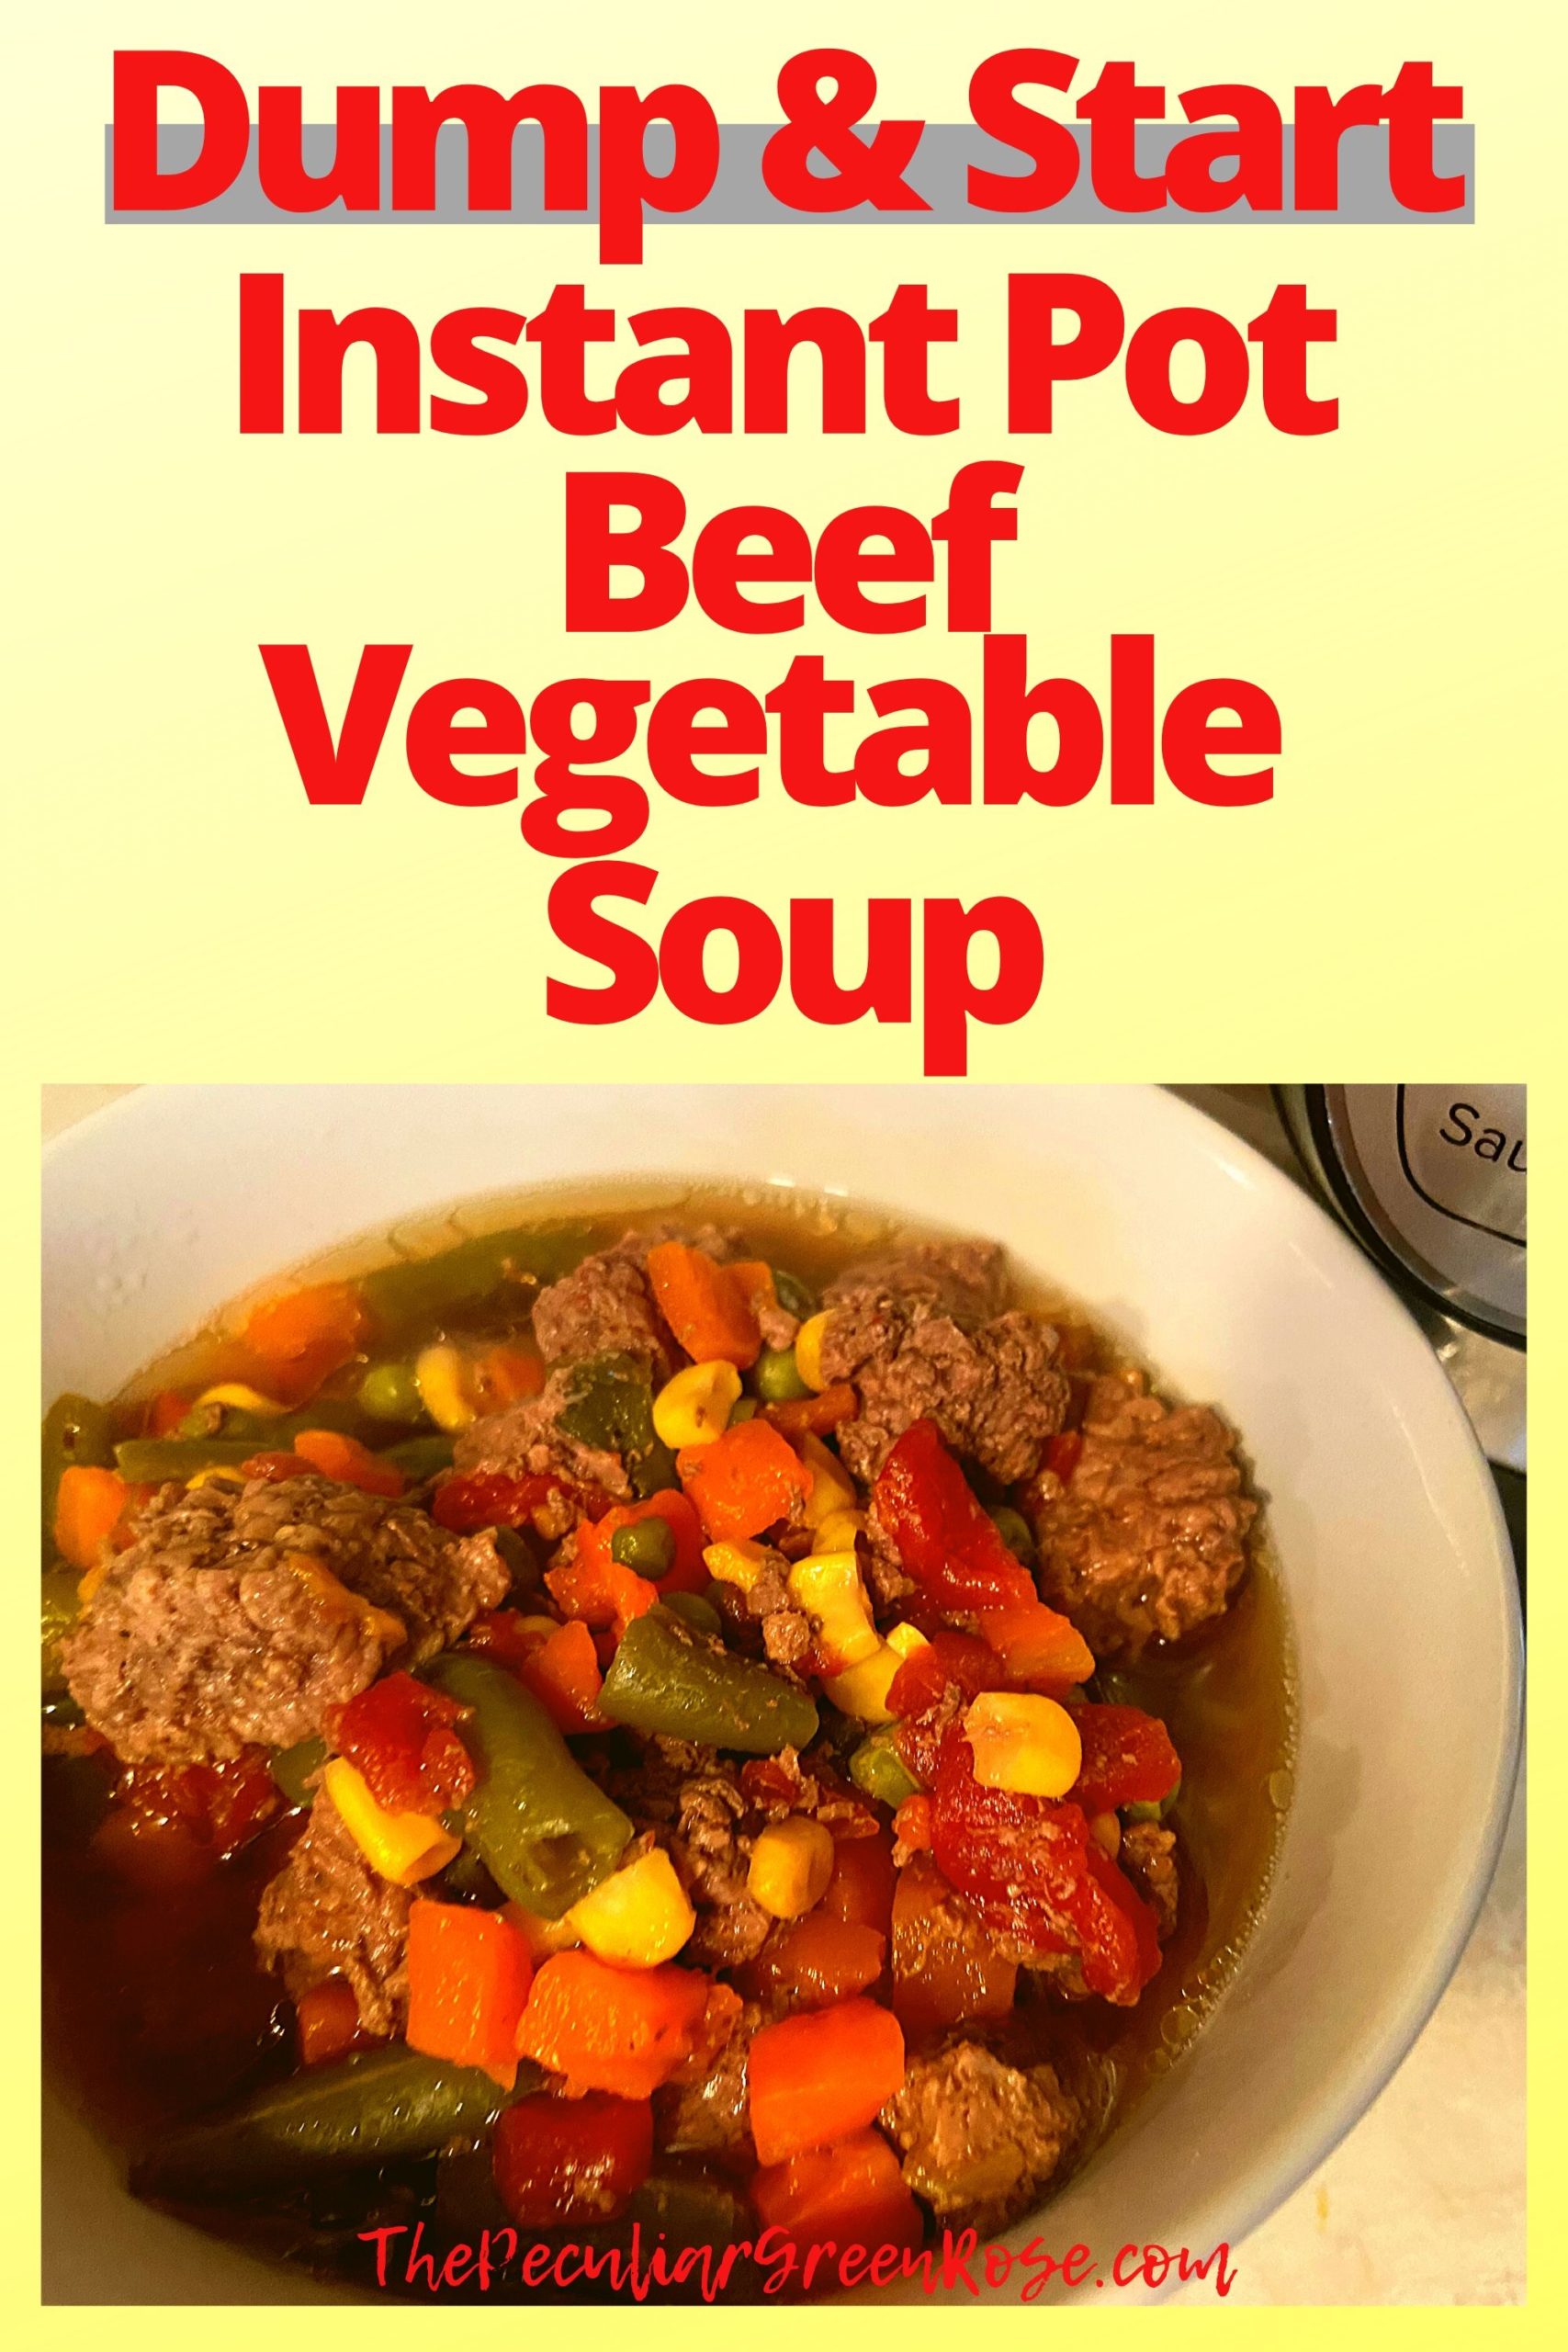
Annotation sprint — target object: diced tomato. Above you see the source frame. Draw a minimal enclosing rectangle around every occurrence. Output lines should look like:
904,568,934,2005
90,1808,216,1892
493,2093,653,2230
295,1976,379,2067
677,1419,813,1543
433,1469,617,1536
887,1631,1008,1721
872,1419,1035,1613
975,1601,1096,1692
893,1793,933,1852
752,2130,923,2260
1067,1703,1181,1815
819,1826,897,1940
889,1850,1017,2038
1045,1430,1084,1480
326,1670,476,1815
114,1746,281,1859
739,1913,887,2009
928,1734,1161,2007
145,1389,192,1438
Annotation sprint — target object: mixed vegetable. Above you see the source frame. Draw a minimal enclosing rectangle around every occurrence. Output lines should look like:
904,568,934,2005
41,1204,1271,2298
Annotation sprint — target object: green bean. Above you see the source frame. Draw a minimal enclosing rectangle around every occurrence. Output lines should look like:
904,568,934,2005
40,1566,82,1694
848,1725,921,1808
357,1362,426,1423
379,1434,456,1480
114,1437,265,1481
611,1517,676,1579
557,1352,676,1499
753,1345,810,1405
1125,1777,1181,1825
131,2047,538,2201
175,1396,366,1446
41,1394,114,1558
424,1653,631,1917
986,1505,1038,1567
771,1268,817,1322
599,1605,819,1756
358,1224,596,1341
663,1591,722,1638
271,1735,326,1809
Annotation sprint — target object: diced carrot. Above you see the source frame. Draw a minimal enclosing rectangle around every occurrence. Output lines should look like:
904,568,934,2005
739,1913,886,2009
515,1951,710,2098
760,1384,860,1441
819,1826,897,1939
677,1419,812,1542
146,1389,191,1438
295,1976,378,2067
752,2129,924,2257
547,1489,705,1634
470,1344,546,1411
748,1997,906,2167
239,1450,316,1483
407,1900,534,2087
292,1428,405,1498
975,1601,1096,1692
646,1241,761,1370
515,1619,609,1735
241,1282,367,1406
889,1851,1017,2039
55,1465,129,1572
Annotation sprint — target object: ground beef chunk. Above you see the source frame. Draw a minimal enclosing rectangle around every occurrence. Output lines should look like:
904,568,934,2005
532,1242,671,1372
824,1239,1011,1323
453,1364,633,1510
254,1785,411,2034
656,1994,759,2161
879,2041,1081,2233
755,1292,800,1353
1030,1370,1256,1657
1120,1821,1180,1941
823,1294,1070,1486
739,1549,814,1673
62,1476,507,1765
671,1772,774,1968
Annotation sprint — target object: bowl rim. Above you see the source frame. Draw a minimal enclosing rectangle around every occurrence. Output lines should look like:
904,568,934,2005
39,1082,1524,2303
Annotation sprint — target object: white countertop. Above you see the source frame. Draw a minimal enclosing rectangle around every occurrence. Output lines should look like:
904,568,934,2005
41,1085,1525,2303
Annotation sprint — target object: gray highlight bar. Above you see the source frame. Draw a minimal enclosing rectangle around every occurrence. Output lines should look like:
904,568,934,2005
106,123,1474,227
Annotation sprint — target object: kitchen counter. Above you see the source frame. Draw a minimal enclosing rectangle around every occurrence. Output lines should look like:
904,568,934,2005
41,1084,1525,2303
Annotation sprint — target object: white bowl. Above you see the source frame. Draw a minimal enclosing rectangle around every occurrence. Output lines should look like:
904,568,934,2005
41,1084,1521,2305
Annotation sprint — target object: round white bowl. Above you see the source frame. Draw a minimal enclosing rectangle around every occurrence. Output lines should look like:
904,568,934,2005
41,1084,1521,2305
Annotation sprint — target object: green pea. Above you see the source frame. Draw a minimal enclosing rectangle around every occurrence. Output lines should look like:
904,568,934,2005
754,1345,810,1404
271,1735,327,1810
664,1591,722,1638
848,1726,920,1809
358,1362,426,1424
1124,1777,1181,1824
987,1505,1038,1567
611,1517,676,1581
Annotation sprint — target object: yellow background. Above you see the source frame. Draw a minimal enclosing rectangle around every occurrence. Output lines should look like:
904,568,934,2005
5,0,1558,2336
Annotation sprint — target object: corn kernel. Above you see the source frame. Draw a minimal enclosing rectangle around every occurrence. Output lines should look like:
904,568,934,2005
653,1360,741,1450
798,1432,857,1529
748,1816,836,1919
787,1549,880,1668
704,1538,771,1594
794,1312,834,1393
567,1847,695,1967
504,1902,582,1963
195,1382,289,1417
814,1506,867,1552
415,1343,478,1432
886,1623,930,1661
964,1692,1083,1799
322,1758,462,1886
1089,1810,1122,1860
823,1619,930,1724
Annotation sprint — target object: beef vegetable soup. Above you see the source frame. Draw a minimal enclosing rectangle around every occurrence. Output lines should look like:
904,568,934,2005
41,1186,1294,2299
